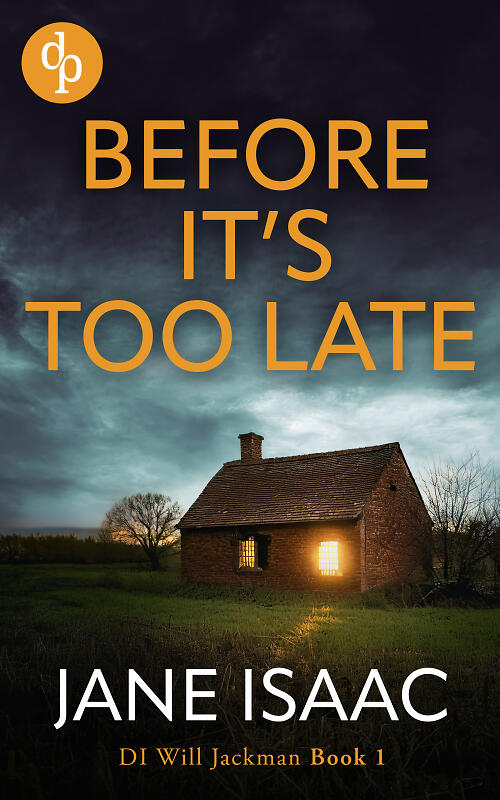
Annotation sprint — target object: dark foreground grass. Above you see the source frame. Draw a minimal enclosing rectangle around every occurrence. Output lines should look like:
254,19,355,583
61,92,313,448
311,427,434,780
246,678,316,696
0,562,498,800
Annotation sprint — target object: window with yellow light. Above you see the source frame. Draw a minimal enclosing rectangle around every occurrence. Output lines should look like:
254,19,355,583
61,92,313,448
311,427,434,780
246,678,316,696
319,541,340,576
239,535,256,569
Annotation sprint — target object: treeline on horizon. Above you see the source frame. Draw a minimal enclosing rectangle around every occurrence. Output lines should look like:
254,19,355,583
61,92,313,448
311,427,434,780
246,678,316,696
0,533,147,564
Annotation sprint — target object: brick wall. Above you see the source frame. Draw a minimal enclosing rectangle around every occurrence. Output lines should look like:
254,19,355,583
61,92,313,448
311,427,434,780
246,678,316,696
362,449,432,589
181,449,432,593
181,521,362,592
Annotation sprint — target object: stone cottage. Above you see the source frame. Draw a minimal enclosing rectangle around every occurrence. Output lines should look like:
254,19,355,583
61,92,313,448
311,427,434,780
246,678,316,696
179,433,432,592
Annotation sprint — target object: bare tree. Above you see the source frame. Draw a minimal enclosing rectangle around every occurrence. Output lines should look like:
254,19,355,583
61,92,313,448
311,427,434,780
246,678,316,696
102,493,181,570
96,527,114,544
420,453,499,586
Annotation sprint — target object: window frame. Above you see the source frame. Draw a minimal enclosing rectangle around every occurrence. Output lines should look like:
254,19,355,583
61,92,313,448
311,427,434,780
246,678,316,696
318,540,342,577
237,533,262,573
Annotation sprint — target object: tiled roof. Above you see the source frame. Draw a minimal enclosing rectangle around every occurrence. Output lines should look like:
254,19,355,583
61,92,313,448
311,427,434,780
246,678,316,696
179,442,400,528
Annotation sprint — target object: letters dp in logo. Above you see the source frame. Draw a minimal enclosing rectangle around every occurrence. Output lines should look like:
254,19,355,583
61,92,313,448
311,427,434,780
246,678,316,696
22,22,103,103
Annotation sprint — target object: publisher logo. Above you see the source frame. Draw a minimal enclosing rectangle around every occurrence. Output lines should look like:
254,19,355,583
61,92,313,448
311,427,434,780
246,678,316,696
22,22,103,104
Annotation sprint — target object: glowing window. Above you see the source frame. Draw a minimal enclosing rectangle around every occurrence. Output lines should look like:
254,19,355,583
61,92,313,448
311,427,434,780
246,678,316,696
319,541,339,575
239,536,256,568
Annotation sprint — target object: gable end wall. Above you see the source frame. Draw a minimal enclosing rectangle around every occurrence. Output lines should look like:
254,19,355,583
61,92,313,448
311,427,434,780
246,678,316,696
362,449,432,588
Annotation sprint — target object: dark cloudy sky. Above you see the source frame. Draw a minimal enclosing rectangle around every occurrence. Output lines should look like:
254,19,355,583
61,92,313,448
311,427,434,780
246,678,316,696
1,0,499,527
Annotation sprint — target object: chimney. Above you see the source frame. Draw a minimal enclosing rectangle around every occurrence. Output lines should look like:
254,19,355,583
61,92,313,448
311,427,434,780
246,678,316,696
238,432,264,462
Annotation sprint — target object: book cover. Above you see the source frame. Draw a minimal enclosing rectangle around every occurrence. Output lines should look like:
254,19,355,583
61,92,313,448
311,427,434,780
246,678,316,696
1,2,499,799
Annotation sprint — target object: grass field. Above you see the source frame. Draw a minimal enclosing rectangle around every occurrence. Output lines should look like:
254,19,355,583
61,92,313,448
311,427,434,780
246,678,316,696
1,559,497,662
1,559,499,799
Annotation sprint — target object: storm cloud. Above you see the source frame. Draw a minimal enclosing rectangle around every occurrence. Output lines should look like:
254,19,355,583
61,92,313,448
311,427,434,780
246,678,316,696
1,0,499,526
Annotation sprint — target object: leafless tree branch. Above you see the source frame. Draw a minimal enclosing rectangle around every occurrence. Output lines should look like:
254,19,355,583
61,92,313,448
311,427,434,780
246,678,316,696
101,493,182,570
420,452,499,586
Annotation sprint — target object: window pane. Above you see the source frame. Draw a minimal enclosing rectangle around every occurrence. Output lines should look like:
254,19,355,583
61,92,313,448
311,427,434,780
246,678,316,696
319,541,339,575
239,536,255,568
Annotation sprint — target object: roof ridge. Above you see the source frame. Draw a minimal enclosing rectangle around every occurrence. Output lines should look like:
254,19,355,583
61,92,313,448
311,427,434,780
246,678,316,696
223,441,399,467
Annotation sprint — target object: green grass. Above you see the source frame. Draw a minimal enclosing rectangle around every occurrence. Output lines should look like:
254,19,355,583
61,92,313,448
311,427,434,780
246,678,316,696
1,560,497,663
1,561,498,800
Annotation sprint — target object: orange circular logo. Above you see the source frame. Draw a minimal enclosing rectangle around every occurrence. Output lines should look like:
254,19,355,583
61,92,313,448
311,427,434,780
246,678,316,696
22,22,103,104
